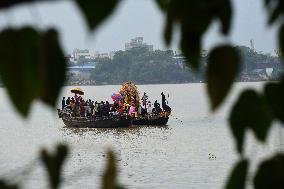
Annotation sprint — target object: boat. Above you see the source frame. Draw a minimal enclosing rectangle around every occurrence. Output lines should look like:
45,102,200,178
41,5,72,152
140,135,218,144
58,83,172,128
132,111,170,126
58,109,132,128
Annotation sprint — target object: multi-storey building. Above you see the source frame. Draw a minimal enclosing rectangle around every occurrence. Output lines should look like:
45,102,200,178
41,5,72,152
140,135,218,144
125,37,153,51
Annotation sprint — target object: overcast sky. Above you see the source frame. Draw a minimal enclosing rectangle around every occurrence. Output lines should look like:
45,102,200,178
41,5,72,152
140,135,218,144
0,0,278,54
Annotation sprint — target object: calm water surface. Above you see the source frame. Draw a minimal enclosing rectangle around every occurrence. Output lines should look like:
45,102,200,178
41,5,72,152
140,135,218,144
0,83,282,189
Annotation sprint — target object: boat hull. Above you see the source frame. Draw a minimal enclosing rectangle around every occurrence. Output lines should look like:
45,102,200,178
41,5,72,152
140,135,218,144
62,116,131,128
132,116,169,126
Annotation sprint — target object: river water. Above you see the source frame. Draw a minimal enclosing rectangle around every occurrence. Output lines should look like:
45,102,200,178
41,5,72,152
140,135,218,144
0,83,283,189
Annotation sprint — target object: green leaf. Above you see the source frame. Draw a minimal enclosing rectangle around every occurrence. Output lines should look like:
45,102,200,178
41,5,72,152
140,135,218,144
0,0,44,9
265,0,284,25
0,27,66,117
39,29,66,106
40,144,69,189
164,11,173,45
102,150,123,189
161,0,233,69
0,27,41,116
264,82,284,123
0,180,18,189
269,5,281,24
75,0,119,31
216,0,232,34
279,24,284,57
254,154,284,189
180,30,202,69
225,159,249,189
207,45,240,110
229,90,273,153
154,0,169,11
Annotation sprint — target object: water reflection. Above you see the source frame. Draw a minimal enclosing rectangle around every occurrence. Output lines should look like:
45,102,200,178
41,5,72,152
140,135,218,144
62,125,171,137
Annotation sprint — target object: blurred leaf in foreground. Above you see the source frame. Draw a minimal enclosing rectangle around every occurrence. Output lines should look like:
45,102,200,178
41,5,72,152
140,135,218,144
75,0,120,31
264,0,284,25
229,90,273,153
264,81,284,123
254,154,284,189
207,45,240,110
0,180,18,189
156,0,233,69
0,0,50,9
102,150,124,189
225,159,249,189
40,144,69,189
0,27,66,117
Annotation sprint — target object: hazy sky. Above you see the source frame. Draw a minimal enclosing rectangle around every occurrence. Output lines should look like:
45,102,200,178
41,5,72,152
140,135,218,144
0,0,278,54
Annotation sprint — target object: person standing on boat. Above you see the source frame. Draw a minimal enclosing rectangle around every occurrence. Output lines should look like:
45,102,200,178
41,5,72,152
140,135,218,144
138,105,142,115
75,99,80,117
161,92,171,112
90,101,95,116
105,101,110,116
80,100,86,117
94,101,99,116
141,92,148,110
147,101,152,114
62,97,66,110
66,97,70,106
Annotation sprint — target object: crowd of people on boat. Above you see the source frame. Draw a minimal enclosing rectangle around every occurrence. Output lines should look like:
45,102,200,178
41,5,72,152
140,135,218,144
61,92,171,118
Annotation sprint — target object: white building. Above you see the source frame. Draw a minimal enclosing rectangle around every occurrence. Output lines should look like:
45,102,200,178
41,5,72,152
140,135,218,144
72,49,91,60
125,37,153,51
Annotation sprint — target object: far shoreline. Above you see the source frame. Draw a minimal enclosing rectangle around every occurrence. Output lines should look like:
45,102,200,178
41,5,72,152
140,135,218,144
63,80,275,87
0,80,277,88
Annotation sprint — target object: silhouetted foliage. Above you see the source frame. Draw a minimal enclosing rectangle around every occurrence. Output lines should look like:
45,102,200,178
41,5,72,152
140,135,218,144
229,90,273,153
225,160,248,189
155,0,233,69
0,27,65,116
41,144,69,189
0,180,18,189
254,154,284,189
207,45,240,110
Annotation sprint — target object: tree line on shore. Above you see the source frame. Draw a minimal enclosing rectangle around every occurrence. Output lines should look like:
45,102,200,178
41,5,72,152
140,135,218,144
89,46,282,85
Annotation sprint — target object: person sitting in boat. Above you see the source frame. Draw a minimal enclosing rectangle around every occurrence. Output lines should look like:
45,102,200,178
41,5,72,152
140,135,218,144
118,105,124,115
152,101,162,115
103,101,110,116
129,104,136,117
141,107,147,116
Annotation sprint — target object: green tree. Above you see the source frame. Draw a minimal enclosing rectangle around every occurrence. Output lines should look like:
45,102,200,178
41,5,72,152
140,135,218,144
92,48,197,84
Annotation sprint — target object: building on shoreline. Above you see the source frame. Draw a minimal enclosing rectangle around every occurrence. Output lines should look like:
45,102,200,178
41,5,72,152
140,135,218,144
66,63,96,80
125,37,153,51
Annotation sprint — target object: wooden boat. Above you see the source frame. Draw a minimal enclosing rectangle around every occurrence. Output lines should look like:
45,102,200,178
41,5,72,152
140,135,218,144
58,109,131,128
57,109,170,128
132,111,170,126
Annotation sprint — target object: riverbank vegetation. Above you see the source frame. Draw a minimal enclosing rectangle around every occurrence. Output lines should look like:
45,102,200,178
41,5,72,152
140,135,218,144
91,48,203,84
89,46,281,85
